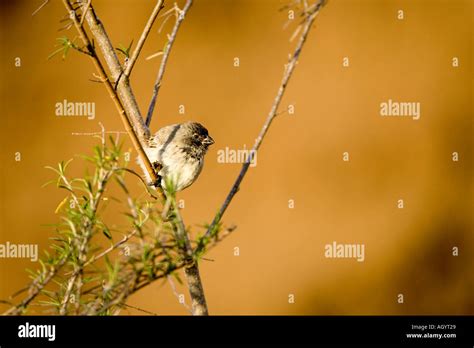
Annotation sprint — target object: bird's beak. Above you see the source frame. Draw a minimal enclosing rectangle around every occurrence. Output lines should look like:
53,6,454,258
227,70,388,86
203,136,214,146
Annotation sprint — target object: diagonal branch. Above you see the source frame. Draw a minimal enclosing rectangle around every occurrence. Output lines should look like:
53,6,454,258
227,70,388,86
146,0,193,127
3,256,69,315
199,1,326,246
124,0,165,79
62,0,164,200
32,0,49,16
77,0,150,141
79,0,91,25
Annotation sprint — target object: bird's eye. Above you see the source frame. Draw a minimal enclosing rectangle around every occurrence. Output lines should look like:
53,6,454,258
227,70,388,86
193,133,199,139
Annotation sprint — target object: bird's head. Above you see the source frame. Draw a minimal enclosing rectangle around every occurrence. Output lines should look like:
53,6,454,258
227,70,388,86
180,121,214,152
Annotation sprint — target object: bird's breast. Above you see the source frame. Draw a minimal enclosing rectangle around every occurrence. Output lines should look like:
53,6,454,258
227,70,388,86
159,146,204,191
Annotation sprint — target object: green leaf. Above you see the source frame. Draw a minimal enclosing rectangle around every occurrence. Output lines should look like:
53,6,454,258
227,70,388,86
44,165,61,176
172,272,183,285
62,217,77,237
116,39,133,58
102,225,112,240
55,196,70,214
104,255,113,276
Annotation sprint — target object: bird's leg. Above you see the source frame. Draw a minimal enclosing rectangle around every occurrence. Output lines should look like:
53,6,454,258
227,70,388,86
149,162,162,187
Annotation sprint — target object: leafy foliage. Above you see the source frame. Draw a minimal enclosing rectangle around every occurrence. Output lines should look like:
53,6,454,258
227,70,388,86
48,36,92,60
4,138,228,315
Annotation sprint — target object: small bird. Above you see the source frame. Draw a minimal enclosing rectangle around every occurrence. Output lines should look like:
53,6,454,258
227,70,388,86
138,121,214,192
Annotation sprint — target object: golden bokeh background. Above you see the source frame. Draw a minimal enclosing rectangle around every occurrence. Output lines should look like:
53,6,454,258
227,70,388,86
0,0,472,315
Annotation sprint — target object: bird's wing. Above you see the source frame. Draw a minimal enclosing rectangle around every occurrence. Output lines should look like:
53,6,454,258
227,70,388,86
148,123,181,148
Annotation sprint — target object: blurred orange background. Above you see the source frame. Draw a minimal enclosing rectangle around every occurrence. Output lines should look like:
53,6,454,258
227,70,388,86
0,0,472,315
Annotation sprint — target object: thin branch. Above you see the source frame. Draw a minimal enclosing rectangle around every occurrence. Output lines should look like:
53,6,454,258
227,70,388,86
32,0,49,16
114,167,159,200
101,223,237,299
121,303,159,315
77,0,150,142
79,0,91,26
63,0,164,200
123,0,165,79
60,270,79,314
146,0,193,127
167,275,191,313
85,230,137,268
199,0,326,246
170,197,208,315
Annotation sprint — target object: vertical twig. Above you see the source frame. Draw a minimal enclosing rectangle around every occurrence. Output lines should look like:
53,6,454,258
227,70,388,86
200,1,326,245
146,0,193,127
167,275,192,313
140,0,209,316
183,262,208,315
124,0,165,78
171,197,208,315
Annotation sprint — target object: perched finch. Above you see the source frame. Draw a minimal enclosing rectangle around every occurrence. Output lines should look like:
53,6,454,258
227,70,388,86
138,121,214,191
